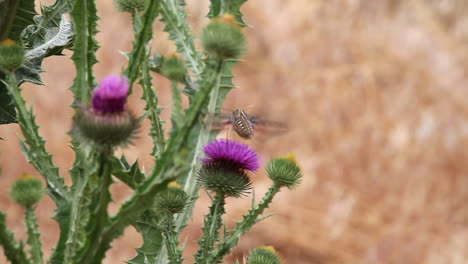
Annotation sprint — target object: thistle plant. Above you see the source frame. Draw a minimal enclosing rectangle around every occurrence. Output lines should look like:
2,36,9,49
0,0,302,263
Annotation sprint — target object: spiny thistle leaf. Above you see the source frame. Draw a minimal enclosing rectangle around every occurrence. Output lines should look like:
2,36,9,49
208,0,248,27
0,0,37,42
140,54,166,157
126,211,164,264
17,15,73,85
112,156,146,189
160,0,204,77
70,0,100,103
4,75,67,203
19,0,75,85
0,0,72,125
0,211,30,264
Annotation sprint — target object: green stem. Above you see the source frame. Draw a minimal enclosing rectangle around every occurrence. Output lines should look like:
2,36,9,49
0,212,30,264
124,0,160,92
209,184,281,263
195,192,226,264
174,59,225,233
162,216,183,264
76,151,113,264
4,72,68,203
25,207,43,264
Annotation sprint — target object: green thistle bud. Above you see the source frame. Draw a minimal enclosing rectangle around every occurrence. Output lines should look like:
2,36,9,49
160,55,186,82
266,154,302,189
73,75,139,148
114,0,149,12
198,165,252,198
0,39,25,71
10,174,44,207
73,110,139,147
247,246,282,264
201,14,247,59
153,182,189,215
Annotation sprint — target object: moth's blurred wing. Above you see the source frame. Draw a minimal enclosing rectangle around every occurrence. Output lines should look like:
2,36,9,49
204,113,232,131
250,116,288,137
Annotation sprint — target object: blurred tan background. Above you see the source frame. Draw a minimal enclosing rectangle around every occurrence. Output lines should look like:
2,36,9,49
2,0,468,263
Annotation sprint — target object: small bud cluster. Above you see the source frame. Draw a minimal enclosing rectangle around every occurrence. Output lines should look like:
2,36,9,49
0,39,25,71
10,174,44,207
73,75,139,148
266,154,302,189
153,182,189,215
160,55,186,82
201,14,247,59
247,246,282,264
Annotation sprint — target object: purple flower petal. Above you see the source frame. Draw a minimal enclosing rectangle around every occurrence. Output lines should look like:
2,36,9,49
92,75,129,114
202,139,260,172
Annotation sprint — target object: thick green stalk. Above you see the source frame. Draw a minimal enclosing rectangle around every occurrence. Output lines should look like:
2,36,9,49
0,212,30,264
209,183,281,263
25,207,43,264
124,0,160,91
162,217,183,264
195,192,226,264
76,152,113,264
174,59,225,233
4,72,68,203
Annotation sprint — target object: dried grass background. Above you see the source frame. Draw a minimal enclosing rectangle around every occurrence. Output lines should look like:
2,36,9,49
1,0,468,263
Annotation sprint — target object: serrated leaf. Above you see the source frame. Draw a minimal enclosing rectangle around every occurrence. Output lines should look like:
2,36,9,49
208,0,248,26
126,211,164,264
14,15,73,86
0,0,37,42
69,0,99,103
0,211,30,264
140,55,166,157
160,0,204,76
112,156,146,189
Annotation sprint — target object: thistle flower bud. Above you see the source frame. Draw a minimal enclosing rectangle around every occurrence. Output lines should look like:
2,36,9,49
198,165,251,198
201,14,247,59
73,75,139,148
266,154,302,189
10,174,44,207
153,182,189,215
198,139,259,197
92,75,129,114
0,39,25,71
160,55,186,82
114,0,149,12
247,246,282,264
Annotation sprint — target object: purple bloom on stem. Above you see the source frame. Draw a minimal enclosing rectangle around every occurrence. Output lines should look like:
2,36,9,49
92,75,129,114
202,139,260,172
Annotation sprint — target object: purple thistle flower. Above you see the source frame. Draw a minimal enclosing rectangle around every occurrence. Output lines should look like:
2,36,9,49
202,139,260,172
92,75,129,114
